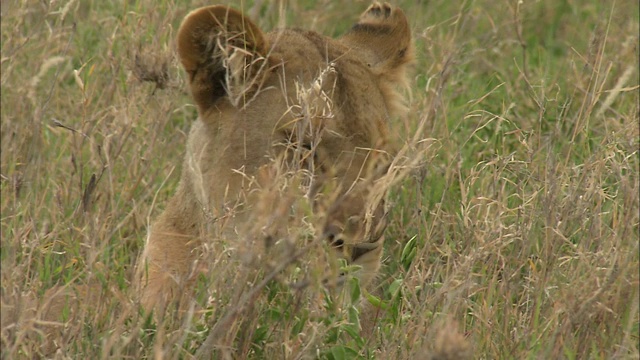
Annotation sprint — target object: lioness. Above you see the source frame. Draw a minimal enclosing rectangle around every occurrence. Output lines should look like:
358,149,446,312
138,2,413,312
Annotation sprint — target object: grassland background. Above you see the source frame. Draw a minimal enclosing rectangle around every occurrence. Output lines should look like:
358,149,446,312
1,0,638,359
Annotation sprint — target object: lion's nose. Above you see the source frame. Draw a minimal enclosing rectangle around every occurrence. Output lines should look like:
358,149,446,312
323,224,344,248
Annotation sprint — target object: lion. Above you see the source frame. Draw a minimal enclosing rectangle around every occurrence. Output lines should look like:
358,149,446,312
0,4,413,355
137,1,413,313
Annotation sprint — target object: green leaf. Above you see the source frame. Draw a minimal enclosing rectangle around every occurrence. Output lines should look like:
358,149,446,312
349,276,361,303
400,235,418,271
328,345,360,360
388,278,403,298
364,291,388,311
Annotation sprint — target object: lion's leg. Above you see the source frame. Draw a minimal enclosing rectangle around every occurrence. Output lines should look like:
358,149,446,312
137,183,203,314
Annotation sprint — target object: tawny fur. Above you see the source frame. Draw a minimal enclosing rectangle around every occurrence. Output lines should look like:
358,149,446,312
137,2,413,313
0,4,413,355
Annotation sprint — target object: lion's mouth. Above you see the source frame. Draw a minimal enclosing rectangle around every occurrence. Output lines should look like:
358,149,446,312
350,241,381,262
317,237,384,288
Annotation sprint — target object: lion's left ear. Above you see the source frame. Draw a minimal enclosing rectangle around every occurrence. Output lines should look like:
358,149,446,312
177,6,270,112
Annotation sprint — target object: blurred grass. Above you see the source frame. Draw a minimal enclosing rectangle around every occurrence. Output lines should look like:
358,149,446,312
1,0,638,359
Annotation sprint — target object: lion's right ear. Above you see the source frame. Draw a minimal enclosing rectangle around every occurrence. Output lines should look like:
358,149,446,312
177,6,269,112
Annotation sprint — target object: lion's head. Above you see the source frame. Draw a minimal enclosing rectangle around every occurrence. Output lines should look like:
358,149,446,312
139,2,413,310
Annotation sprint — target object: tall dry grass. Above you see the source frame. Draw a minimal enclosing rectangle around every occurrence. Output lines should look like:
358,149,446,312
1,0,638,359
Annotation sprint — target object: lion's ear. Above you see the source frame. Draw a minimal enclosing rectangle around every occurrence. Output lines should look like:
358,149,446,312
177,6,269,112
341,2,413,79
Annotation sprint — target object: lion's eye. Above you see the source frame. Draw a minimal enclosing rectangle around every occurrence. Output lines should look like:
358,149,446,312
303,144,319,160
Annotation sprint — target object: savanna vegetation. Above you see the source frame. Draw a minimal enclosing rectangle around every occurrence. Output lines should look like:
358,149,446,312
1,0,638,359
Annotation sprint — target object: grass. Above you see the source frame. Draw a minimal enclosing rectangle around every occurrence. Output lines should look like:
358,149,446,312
1,0,638,359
